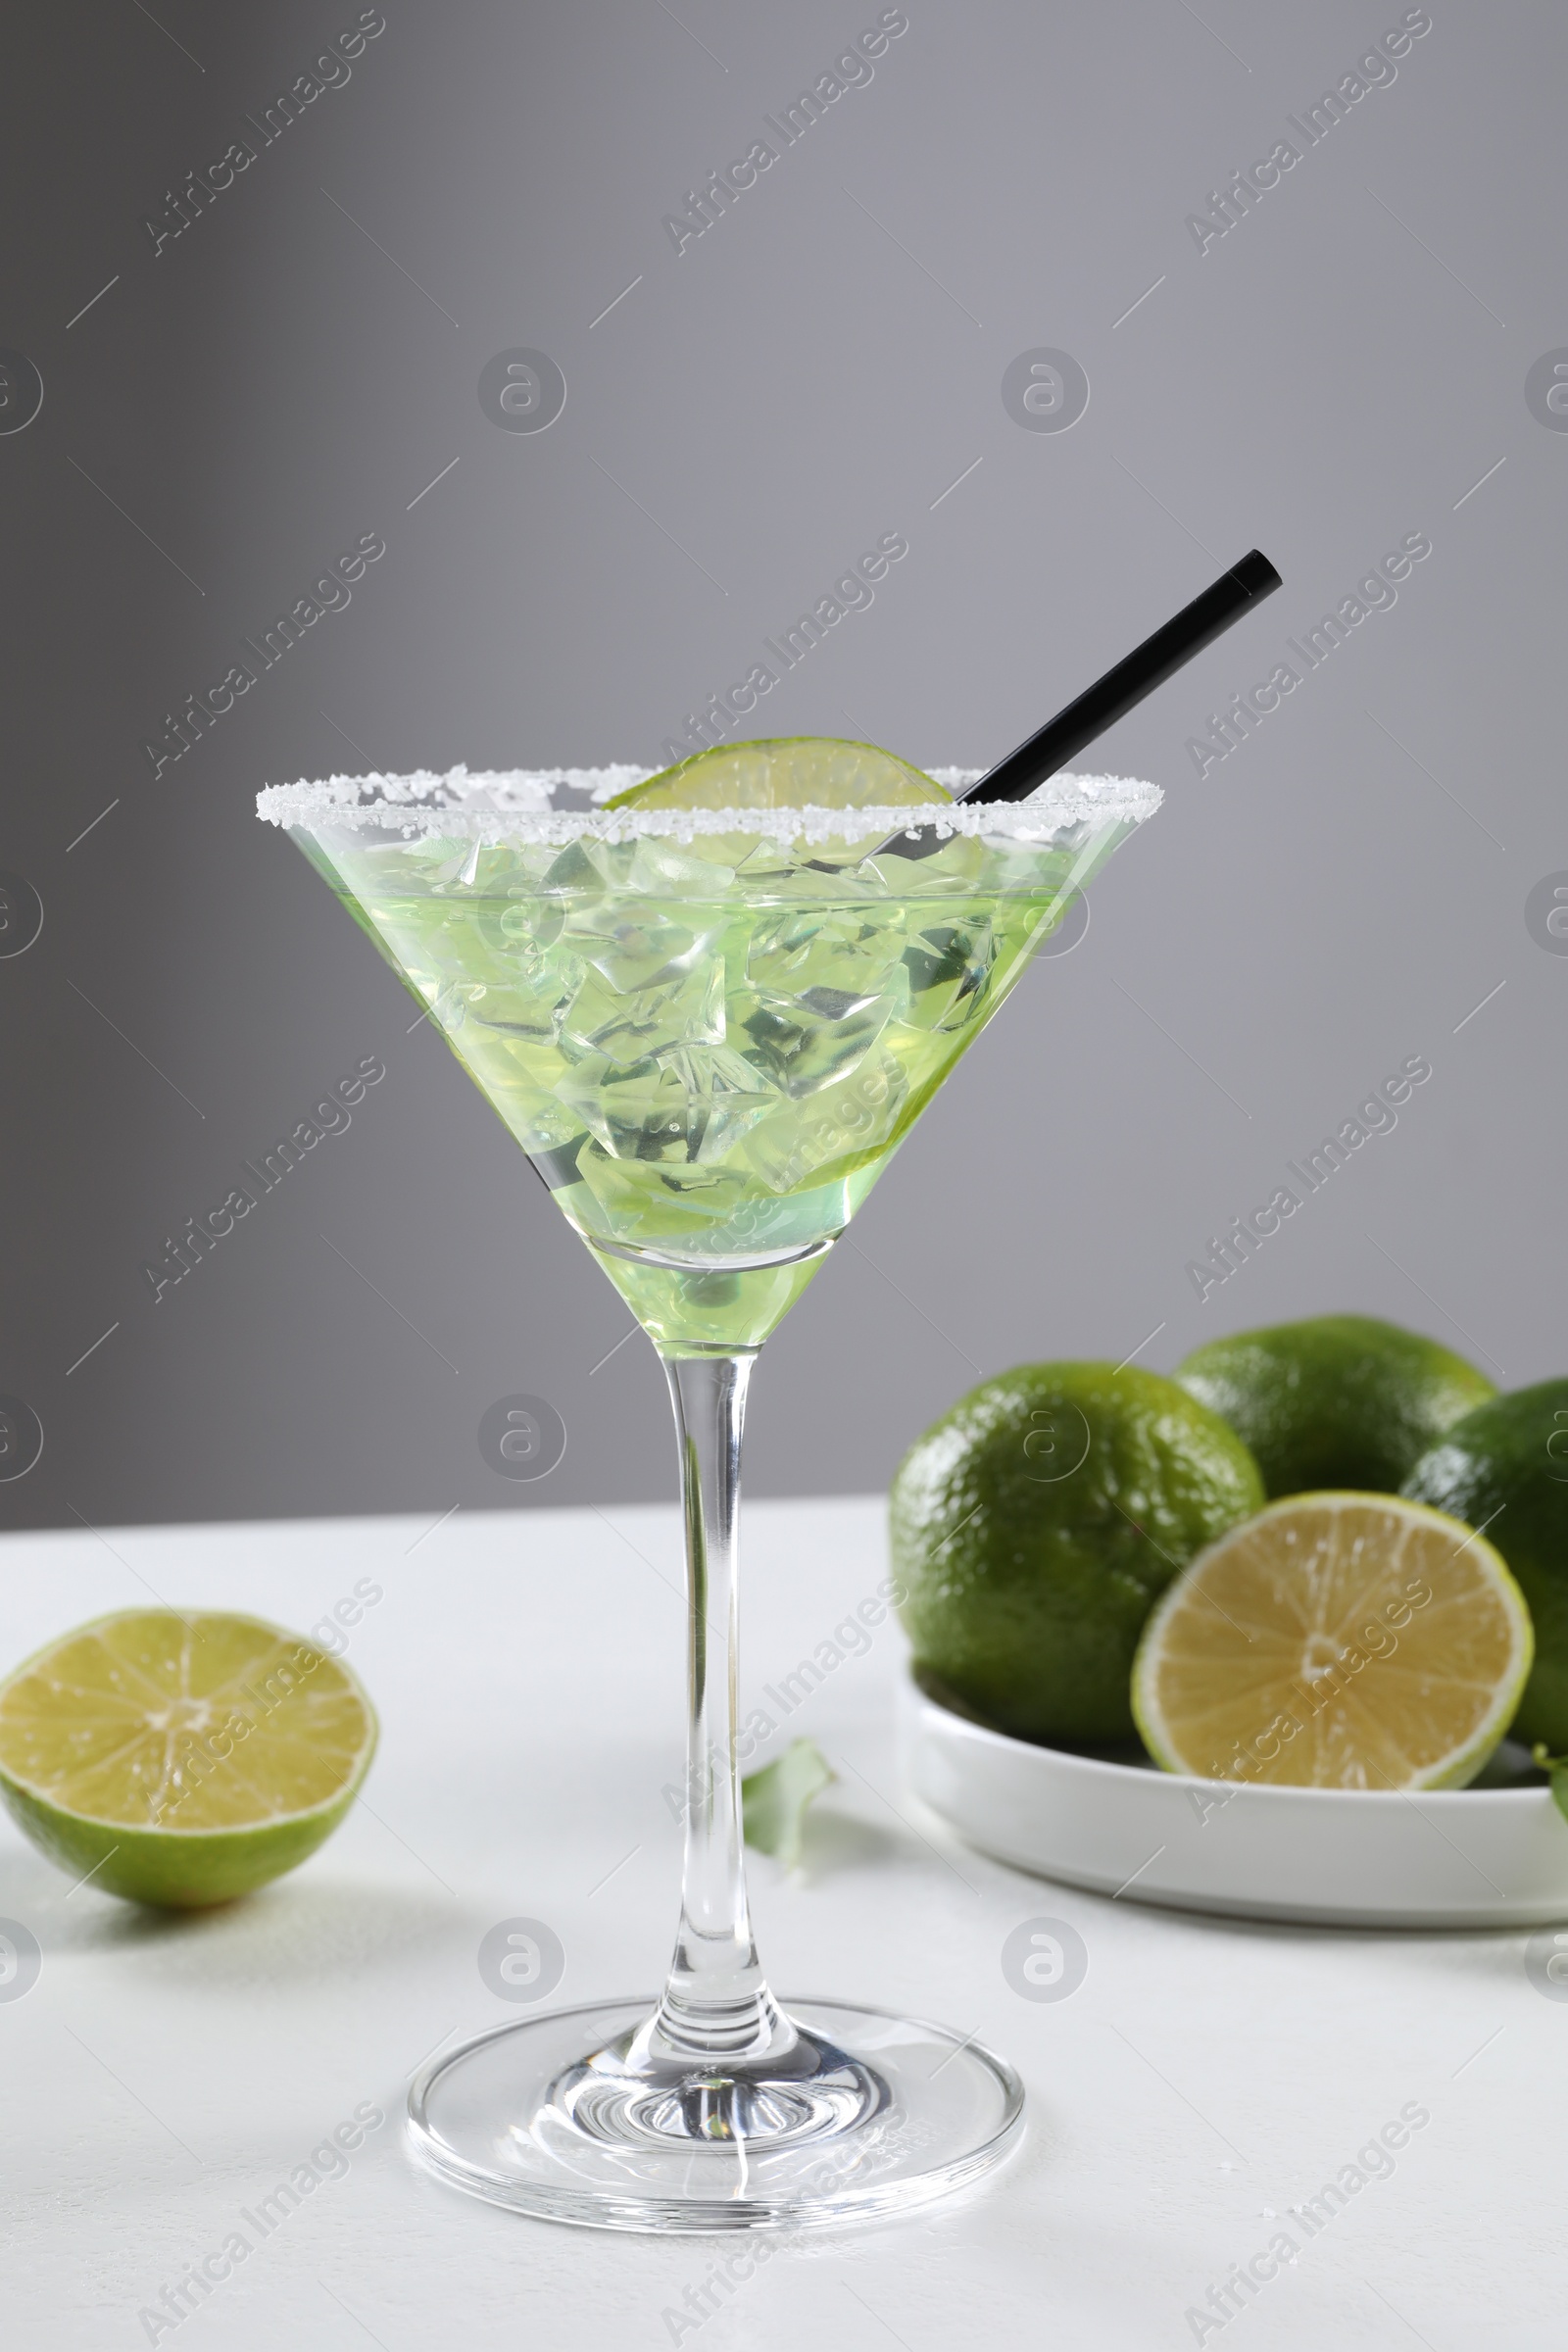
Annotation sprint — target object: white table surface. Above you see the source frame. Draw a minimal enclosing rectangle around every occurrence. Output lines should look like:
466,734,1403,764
2,1495,1557,2350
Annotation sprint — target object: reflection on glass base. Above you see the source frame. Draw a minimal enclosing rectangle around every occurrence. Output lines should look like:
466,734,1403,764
407,1996,1024,2232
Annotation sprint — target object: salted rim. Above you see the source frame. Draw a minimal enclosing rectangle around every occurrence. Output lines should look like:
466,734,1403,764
254,764,1161,844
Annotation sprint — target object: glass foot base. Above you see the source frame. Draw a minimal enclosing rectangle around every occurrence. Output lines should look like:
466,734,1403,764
408,1996,1024,2232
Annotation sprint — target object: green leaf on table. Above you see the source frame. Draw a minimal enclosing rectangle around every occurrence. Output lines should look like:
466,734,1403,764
742,1738,835,1870
1533,1744,1568,1826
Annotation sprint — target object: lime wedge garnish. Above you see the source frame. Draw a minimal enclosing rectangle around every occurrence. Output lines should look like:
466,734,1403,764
605,736,953,811
0,1610,377,1907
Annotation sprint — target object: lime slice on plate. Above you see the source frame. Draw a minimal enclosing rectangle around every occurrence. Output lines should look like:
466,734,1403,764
0,1610,377,1907
1131,1494,1532,1790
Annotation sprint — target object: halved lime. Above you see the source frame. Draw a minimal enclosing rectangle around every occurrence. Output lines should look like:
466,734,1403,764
1131,1494,1532,1789
605,736,953,811
0,1610,377,1907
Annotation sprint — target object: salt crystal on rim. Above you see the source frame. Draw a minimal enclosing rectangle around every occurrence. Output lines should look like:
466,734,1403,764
255,765,1161,846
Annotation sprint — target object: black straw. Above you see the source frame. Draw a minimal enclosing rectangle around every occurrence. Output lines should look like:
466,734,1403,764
964,548,1281,806
879,549,1281,855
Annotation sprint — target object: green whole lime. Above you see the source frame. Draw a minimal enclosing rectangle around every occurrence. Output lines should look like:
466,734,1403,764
890,1363,1265,1744
1402,1379,1568,1749
1175,1314,1495,1499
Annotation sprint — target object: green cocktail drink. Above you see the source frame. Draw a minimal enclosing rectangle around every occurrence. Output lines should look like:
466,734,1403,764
274,755,1147,1351
258,741,1158,2234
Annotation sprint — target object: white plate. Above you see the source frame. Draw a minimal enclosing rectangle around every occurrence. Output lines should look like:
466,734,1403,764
897,1676,1568,1929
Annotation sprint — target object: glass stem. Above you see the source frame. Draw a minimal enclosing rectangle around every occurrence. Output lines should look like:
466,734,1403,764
646,1348,796,2071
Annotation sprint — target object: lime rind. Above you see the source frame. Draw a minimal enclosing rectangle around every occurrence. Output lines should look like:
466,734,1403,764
1130,1492,1534,1793
0,1781,364,1909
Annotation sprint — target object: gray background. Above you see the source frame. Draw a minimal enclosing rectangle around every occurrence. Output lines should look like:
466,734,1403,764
2,0,1562,1534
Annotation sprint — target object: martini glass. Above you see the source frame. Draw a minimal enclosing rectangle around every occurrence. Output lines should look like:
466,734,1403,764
257,754,1158,2230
